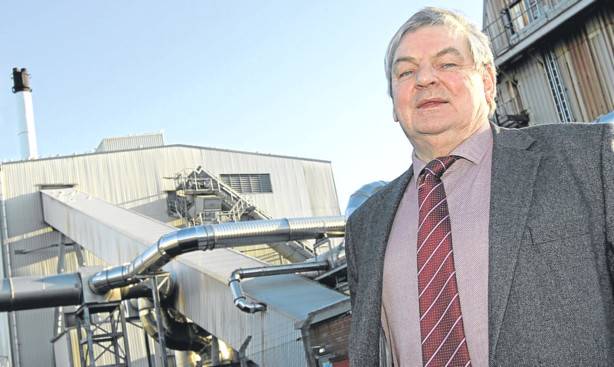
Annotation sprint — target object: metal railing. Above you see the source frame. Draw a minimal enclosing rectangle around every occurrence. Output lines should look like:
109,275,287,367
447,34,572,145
493,95,530,128
484,0,577,57
167,167,316,260
172,166,267,223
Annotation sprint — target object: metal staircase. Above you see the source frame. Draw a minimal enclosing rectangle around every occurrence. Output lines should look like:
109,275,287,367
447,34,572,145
165,166,315,262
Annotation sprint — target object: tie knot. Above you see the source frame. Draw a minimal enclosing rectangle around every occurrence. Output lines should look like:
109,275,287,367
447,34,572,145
422,156,458,180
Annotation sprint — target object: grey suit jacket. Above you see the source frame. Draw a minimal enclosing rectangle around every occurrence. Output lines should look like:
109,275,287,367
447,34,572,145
346,123,614,366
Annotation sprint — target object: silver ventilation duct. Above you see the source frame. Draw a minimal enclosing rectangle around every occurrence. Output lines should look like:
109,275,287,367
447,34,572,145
0,272,172,312
0,216,344,313
138,298,212,357
89,216,345,295
0,215,346,365
0,273,82,311
228,261,330,313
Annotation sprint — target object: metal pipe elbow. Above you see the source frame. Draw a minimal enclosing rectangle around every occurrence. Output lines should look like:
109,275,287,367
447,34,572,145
228,273,266,313
233,296,267,314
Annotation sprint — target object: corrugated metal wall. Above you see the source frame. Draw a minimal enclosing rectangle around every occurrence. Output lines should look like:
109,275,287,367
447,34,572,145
497,58,561,124
488,1,614,124
0,145,340,366
96,132,165,152
554,5,614,121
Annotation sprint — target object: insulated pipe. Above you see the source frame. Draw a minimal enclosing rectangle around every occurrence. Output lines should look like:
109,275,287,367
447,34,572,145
228,261,330,313
0,273,172,312
0,273,82,311
119,274,174,301
138,298,212,356
89,216,345,295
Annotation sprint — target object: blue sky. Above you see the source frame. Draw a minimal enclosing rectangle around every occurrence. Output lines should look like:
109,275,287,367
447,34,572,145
0,1,483,210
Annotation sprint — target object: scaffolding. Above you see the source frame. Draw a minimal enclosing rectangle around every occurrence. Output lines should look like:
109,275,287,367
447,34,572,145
75,302,131,367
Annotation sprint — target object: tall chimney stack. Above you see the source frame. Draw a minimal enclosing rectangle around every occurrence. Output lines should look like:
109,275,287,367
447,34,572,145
12,68,38,159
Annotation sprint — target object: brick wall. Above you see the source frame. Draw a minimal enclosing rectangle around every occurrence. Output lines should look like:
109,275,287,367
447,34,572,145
309,313,351,363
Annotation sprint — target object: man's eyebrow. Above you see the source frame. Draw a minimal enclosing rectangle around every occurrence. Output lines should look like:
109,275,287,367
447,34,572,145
393,56,418,67
393,47,465,68
435,46,464,59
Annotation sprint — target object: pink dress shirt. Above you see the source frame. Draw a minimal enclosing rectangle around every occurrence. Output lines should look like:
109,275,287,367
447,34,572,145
381,124,493,367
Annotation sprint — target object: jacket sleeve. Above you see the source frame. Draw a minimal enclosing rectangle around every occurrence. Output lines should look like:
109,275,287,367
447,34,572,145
345,217,359,313
600,123,614,279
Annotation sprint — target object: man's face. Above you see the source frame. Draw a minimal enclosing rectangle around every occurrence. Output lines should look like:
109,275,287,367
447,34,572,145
390,26,495,152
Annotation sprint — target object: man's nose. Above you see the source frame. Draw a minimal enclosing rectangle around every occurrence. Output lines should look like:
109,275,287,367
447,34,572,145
415,65,438,88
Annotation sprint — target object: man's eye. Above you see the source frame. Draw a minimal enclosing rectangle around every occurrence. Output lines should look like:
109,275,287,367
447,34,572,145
442,63,456,68
399,70,414,78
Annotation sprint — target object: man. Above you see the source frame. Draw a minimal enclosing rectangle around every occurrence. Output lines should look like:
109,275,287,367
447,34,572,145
345,7,614,367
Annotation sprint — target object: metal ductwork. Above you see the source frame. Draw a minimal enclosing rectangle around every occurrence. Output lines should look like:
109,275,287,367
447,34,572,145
0,272,174,312
138,298,212,357
0,273,82,312
119,277,173,301
0,216,344,312
0,214,346,367
228,261,330,313
89,216,345,295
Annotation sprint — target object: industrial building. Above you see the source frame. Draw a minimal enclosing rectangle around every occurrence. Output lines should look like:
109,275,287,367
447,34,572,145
483,0,614,127
0,70,351,366
9,2,613,363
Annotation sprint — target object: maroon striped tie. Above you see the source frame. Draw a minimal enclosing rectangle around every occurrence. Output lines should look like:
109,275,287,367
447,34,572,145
417,156,471,367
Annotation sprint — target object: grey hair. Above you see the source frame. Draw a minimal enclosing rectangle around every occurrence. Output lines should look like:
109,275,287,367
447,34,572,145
385,7,496,116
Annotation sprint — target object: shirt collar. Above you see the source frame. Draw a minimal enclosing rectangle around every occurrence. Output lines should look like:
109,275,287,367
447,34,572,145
411,123,493,184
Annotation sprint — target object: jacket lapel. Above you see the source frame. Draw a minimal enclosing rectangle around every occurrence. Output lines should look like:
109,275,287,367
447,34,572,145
373,168,414,260
488,124,542,363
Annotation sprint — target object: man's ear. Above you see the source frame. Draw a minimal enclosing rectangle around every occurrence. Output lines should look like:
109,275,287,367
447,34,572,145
482,66,496,103
392,96,399,122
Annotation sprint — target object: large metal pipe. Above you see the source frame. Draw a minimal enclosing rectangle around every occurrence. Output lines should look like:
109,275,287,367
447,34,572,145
138,298,212,356
0,272,173,312
228,261,330,313
0,273,82,312
0,216,345,312
89,216,345,295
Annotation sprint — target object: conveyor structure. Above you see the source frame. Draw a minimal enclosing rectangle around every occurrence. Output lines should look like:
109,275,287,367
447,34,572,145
0,188,348,367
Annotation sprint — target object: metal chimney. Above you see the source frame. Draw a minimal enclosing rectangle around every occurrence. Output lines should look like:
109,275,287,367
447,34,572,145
12,68,38,159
